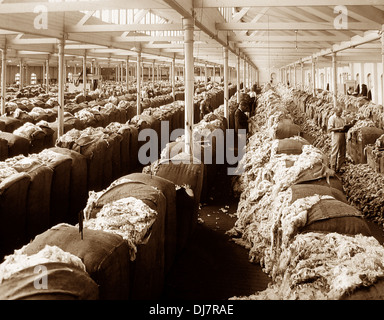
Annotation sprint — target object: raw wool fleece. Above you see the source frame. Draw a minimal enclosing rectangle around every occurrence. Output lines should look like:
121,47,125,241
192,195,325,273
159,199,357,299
0,244,86,284
82,196,158,261
231,232,384,300
0,162,18,182
82,178,159,261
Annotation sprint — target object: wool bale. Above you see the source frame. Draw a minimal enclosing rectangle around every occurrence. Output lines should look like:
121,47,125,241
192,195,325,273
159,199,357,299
123,172,177,274
300,199,372,237
48,147,88,224
347,127,384,164
276,138,310,155
85,181,166,299
1,117,24,133
127,125,139,170
72,135,107,192
32,151,72,226
290,184,347,204
295,175,344,193
274,118,301,139
0,138,8,161
0,173,31,257
0,262,99,300
23,224,130,300
117,126,131,175
0,132,30,157
10,159,53,241
108,132,123,182
153,155,204,240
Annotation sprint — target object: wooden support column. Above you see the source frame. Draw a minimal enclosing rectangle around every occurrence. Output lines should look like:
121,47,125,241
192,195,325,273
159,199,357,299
311,57,316,95
300,62,304,91
19,58,23,90
373,62,378,103
204,63,207,86
332,52,337,108
58,37,65,138
46,57,50,92
82,52,87,96
381,33,384,105
237,55,241,103
126,57,129,91
1,44,6,115
242,58,246,89
152,62,155,84
172,55,175,101
293,64,297,88
223,46,229,128
137,50,142,115
183,17,194,156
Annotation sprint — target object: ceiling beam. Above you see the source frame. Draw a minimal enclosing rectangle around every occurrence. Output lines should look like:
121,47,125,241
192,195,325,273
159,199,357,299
0,0,168,13
66,23,183,33
216,22,382,31
228,35,352,42
194,0,384,7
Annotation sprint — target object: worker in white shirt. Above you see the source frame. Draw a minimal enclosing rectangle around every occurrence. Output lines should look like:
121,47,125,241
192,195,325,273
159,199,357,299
328,106,347,173
328,105,356,173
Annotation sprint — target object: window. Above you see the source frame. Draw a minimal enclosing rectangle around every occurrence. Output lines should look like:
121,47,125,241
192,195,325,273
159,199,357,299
31,73,37,85
15,73,20,85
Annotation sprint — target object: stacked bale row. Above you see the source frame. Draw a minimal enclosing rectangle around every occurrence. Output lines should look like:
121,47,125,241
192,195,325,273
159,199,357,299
0,84,232,300
229,86,384,300
288,86,384,231
291,88,384,165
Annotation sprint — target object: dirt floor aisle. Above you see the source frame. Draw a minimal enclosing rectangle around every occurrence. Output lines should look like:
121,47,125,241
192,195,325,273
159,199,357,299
160,165,271,300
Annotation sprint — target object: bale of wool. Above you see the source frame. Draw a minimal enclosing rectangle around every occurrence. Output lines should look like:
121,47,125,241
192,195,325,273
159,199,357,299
83,186,166,300
31,149,72,226
0,166,31,258
0,132,30,157
23,224,130,300
48,147,88,225
122,172,177,274
0,244,98,300
6,155,53,240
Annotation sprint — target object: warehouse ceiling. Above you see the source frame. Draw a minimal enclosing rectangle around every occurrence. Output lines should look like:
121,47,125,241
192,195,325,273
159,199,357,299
0,0,383,72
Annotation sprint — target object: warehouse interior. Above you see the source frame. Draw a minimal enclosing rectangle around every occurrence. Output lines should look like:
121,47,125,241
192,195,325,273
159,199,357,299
0,0,384,301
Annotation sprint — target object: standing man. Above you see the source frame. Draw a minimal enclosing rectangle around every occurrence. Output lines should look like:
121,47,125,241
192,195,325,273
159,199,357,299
327,106,346,173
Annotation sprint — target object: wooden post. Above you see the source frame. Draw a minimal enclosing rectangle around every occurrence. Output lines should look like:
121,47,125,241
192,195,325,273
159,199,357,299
58,37,65,138
46,57,50,92
126,57,129,91
172,55,175,101
312,57,316,95
19,58,23,90
1,44,6,115
382,33,384,105
237,55,241,103
300,61,304,91
223,46,229,128
82,51,87,96
332,52,337,108
183,17,194,156
137,50,142,115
